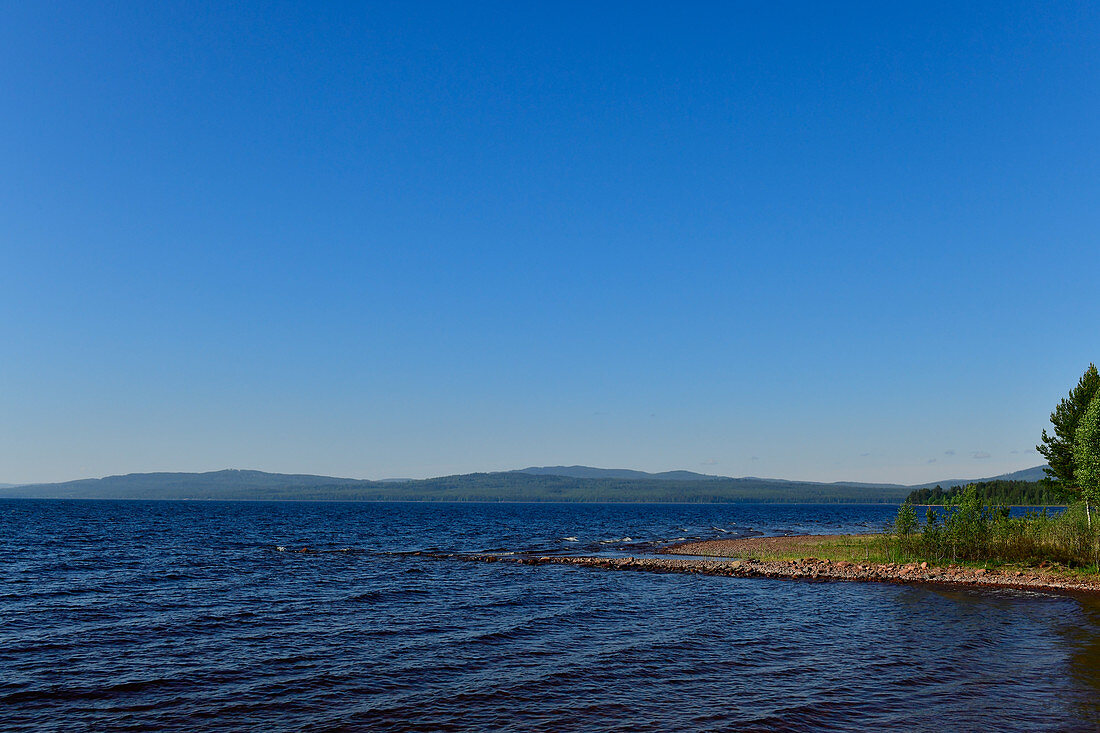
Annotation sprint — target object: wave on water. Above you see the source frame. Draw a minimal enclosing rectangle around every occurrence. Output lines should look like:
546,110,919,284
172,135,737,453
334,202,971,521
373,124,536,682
271,545,359,554
6,500,1093,731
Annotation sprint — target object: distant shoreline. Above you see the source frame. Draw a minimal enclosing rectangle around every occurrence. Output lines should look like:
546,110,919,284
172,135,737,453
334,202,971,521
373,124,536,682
911,504,1067,509
0,496,907,505
0,465,1049,505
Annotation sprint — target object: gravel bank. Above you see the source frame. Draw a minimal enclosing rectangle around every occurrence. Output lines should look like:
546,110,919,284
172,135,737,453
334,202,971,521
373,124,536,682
417,539,1100,595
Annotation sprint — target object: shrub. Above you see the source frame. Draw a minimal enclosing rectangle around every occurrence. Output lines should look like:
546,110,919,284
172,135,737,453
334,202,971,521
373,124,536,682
891,485,1100,569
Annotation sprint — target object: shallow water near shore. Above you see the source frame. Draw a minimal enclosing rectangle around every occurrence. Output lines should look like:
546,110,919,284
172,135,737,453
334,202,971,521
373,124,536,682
3,499,1099,731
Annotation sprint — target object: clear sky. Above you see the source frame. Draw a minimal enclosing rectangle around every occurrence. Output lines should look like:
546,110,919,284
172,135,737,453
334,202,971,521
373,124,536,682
2,2,1098,485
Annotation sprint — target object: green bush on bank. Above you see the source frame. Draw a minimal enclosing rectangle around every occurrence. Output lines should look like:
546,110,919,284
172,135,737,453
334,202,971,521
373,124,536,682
885,485,1100,570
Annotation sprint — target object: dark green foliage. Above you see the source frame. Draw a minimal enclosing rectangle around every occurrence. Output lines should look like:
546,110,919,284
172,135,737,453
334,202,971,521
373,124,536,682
890,485,1100,568
1074,395,1100,494
937,486,999,560
1038,363,1100,488
1075,395,1100,527
893,499,918,559
894,499,917,537
921,507,942,557
904,480,1070,507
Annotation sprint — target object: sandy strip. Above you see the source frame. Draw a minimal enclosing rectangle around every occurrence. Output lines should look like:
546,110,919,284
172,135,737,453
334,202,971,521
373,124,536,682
665,534,856,557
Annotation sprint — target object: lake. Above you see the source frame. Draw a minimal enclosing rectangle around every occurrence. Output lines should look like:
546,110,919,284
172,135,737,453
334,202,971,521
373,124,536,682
2,500,1098,731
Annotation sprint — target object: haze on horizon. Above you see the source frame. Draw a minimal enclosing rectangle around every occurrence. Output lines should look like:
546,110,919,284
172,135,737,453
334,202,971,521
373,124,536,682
2,3,1097,486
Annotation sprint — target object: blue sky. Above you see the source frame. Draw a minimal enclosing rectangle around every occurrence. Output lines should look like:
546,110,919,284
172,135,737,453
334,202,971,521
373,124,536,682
2,2,1098,484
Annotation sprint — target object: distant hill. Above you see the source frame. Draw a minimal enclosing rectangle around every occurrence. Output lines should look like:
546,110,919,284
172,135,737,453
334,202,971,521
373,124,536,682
2,468,908,503
991,465,1050,482
516,465,1050,489
0,465,1050,504
516,466,725,481
909,464,1050,489
518,465,911,487
3,469,368,500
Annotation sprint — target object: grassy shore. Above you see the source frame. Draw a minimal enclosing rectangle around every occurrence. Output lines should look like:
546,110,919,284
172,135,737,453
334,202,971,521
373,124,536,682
446,542,1100,595
448,489,1100,594
665,533,1100,583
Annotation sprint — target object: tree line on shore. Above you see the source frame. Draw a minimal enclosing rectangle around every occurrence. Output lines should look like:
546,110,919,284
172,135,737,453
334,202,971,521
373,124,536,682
889,364,1100,569
904,480,1071,507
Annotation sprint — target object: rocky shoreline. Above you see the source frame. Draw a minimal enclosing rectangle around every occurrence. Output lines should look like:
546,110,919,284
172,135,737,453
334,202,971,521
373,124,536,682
419,534,1100,596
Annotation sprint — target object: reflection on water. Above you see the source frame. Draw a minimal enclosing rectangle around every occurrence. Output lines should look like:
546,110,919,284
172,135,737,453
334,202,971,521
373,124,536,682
1,499,1098,731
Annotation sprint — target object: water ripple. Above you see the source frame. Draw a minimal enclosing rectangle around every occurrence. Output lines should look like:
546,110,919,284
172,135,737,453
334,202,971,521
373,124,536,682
2,499,1099,731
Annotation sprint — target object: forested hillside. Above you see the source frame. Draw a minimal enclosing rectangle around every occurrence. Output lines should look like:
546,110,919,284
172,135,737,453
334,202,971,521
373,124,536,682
3,469,911,503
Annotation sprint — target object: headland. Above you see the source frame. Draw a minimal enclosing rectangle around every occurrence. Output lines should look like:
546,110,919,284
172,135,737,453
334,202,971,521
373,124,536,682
439,533,1100,596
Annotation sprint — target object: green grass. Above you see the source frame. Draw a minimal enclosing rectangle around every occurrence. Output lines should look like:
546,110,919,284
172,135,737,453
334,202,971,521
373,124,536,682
722,528,1100,580
891,497,1100,570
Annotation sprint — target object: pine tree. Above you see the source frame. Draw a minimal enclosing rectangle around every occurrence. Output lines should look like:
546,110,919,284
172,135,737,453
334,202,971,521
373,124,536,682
1038,363,1100,487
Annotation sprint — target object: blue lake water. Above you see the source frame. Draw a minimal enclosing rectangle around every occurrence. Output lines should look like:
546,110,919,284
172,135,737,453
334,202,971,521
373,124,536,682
2,500,1098,731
